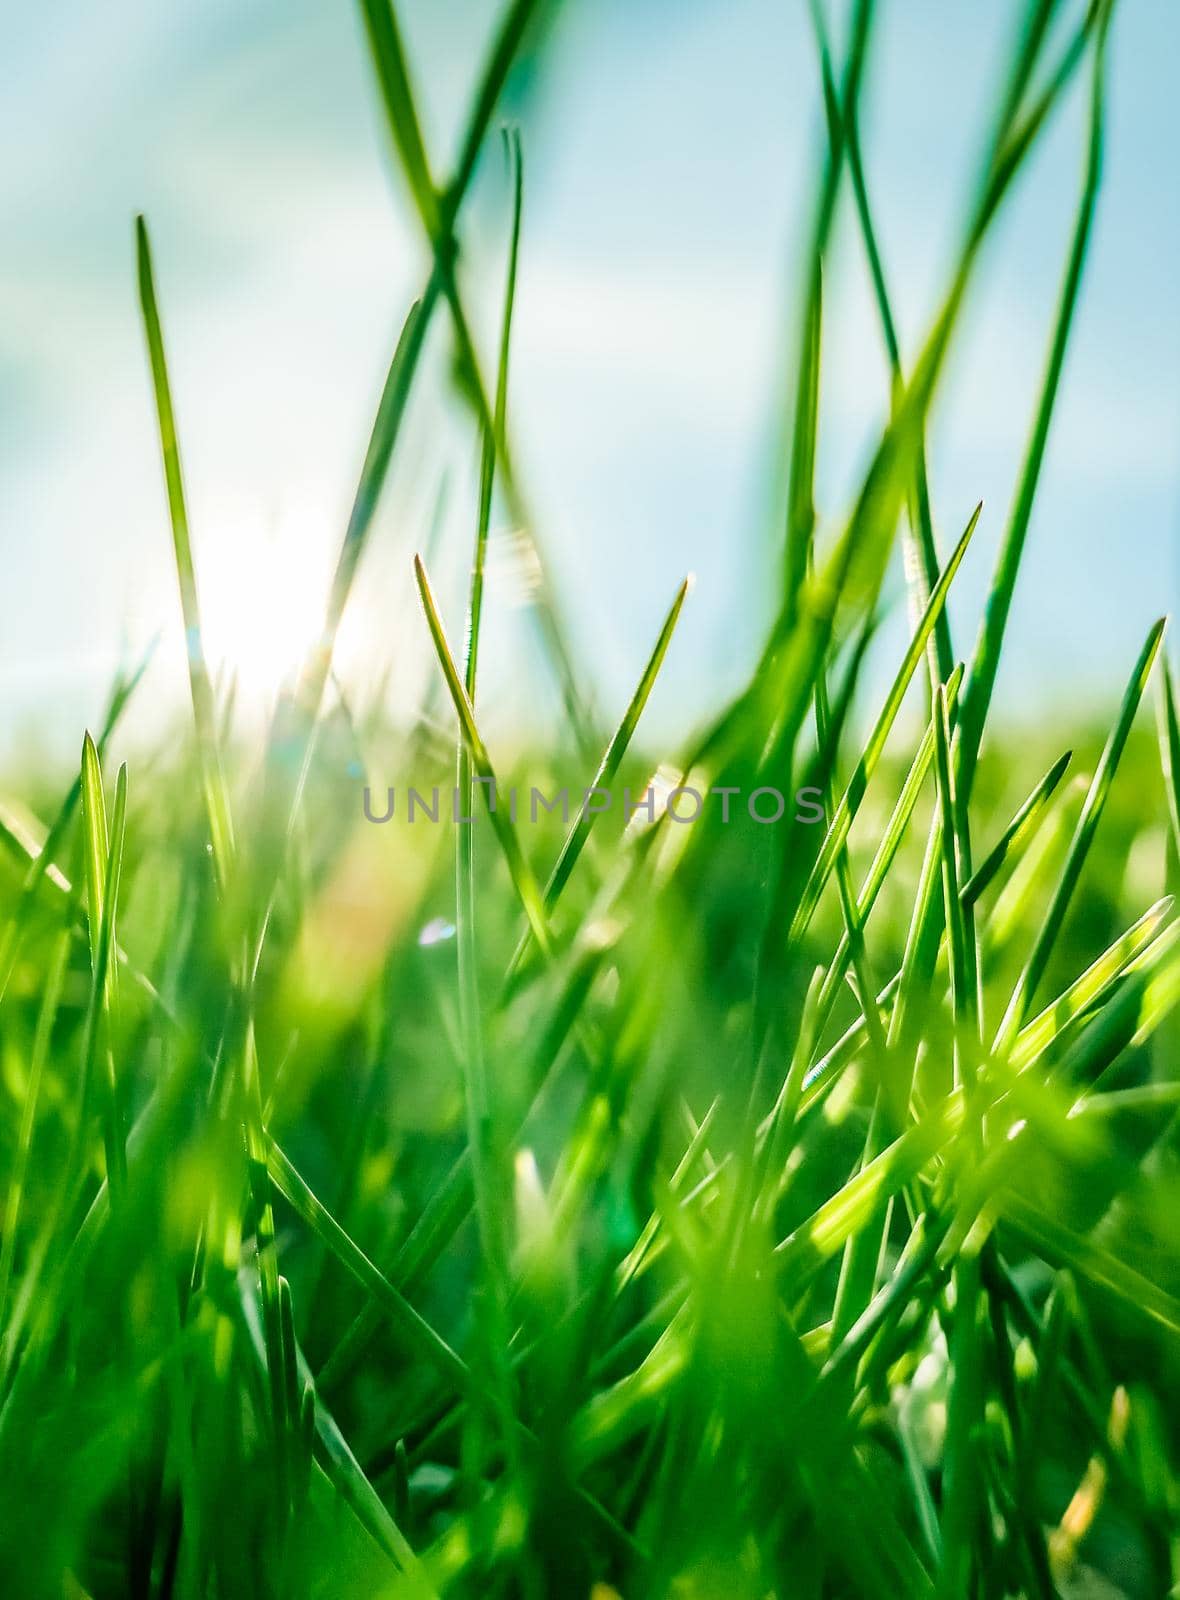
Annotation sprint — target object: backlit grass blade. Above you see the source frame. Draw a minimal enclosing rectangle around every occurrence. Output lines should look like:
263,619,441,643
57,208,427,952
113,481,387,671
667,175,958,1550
835,5,1105,664
443,287,598,761
415,554,551,956
1157,654,1180,857
79,746,129,1196
137,216,235,890
695,293,977,786
80,731,111,977
790,508,978,943
1070,1081,1180,1119
1011,900,1174,1074
783,252,822,618
821,1211,948,1390
615,1098,720,1294
775,1092,965,1288
0,798,172,1028
504,572,691,984
291,292,433,734
812,665,964,1052
356,0,439,238
812,647,892,1109
957,17,1109,799
465,128,523,703
450,126,527,1452
1047,936,1180,1091
0,640,153,1007
542,575,690,912
783,0,873,618
0,805,73,907
813,721,937,1030
447,0,540,214
994,619,1166,1057
967,4,1107,262
289,0,539,780
960,749,1072,908
812,1,953,689
809,700,1074,1113
932,680,977,1072
982,774,1080,959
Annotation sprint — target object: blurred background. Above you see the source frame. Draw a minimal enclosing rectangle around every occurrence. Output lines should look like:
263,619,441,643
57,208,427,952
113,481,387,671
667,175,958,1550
2,0,1178,764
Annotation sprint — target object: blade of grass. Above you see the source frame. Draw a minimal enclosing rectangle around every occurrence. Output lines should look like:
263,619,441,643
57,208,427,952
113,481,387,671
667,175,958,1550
0,927,70,1326
465,129,522,702
0,641,153,1008
356,0,440,237
504,573,692,992
268,1139,471,1395
783,0,874,619
137,217,235,891
415,553,551,955
810,0,954,690
933,681,978,1076
1011,900,1174,1074
360,0,597,758
956,15,1110,800
446,2,540,216
960,750,1072,908
814,664,963,1039
1157,654,1180,859
994,619,1166,1057
453,132,526,1476
239,1282,435,1591
79,744,129,1198
790,508,979,944
290,291,434,743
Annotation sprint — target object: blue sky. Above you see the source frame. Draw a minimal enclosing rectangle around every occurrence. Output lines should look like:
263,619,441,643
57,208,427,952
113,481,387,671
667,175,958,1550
1,0,1177,763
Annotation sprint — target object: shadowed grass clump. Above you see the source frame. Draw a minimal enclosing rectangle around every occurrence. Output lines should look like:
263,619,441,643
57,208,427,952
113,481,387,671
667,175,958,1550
3,1,1180,1596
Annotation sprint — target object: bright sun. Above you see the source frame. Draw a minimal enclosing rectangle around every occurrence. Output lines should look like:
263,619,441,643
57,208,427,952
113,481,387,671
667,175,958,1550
197,505,331,709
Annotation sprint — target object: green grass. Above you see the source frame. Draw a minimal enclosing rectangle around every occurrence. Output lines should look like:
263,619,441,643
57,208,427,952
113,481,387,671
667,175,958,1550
3,0,1180,1595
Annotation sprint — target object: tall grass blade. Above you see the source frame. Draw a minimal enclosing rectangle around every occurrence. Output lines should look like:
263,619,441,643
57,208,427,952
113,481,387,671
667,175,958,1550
136,217,235,890
957,13,1110,797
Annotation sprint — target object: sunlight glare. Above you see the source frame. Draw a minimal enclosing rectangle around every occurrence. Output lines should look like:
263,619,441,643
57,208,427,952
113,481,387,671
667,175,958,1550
198,502,331,710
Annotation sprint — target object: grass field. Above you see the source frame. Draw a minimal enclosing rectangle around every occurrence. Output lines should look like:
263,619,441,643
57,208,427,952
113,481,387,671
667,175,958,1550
3,1,1180,1595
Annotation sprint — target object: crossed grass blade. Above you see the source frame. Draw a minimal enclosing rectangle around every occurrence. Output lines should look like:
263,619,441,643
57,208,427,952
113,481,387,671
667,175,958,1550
414,552,551,956
360,0,597,758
